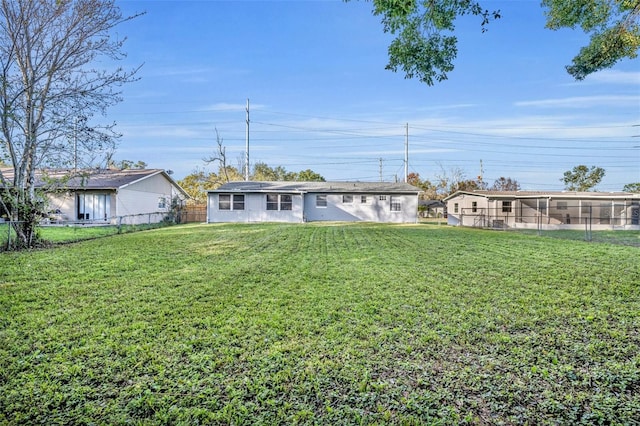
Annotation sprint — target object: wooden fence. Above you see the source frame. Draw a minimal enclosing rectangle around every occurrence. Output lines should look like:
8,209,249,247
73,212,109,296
180,205,207,223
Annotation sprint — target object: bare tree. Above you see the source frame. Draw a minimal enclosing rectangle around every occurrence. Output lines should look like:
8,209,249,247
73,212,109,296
0,0,142,248
203,128,232,183
491,177,521,191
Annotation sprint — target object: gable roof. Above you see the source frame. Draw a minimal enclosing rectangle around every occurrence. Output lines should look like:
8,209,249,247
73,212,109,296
0,168,190,198
209,181,421,194
444,190,639,201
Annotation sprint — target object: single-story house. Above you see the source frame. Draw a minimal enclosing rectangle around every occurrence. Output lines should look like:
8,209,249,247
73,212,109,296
207,181,421,223
418,199,446,218
1,168,190,225
444,190,640,230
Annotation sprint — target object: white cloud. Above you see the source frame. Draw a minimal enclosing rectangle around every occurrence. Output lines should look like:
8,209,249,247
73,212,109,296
200,102,267,112
514,95,639,108
583,70,640,85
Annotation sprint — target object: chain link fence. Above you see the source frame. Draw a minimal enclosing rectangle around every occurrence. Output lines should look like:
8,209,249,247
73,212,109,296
457,202,640,246
1,211,182,251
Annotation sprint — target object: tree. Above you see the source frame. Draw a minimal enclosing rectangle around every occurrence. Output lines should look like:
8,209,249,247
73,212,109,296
295,169,325,182
623,182,640,193
203,128,235,183
561,165,606,191
543,0,640,79
361,0,638,84
407,172,437,199
0,0,141,248
177,169,222,205
252,162,280,181
107,159,147,170
491,177,521,191
451,179,482,193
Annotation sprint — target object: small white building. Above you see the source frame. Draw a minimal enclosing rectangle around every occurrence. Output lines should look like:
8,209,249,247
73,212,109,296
444,190,640,230
207,181,421,223
1,168,190,225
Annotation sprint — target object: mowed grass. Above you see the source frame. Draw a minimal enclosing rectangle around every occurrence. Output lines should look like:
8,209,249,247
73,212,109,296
1,223,639,425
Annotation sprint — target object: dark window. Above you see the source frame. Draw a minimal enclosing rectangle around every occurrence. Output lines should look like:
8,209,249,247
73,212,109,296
219,194,231,210
280,194,292,210
232,194,245,210
379,195,387,201
390,196,402,212
343,195,353,203
361,196,368,204
502,201,512,213
471,201,477,213
266,194,278,210
316,195,327,207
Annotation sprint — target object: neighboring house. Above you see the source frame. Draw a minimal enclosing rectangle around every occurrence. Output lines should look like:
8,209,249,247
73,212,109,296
1,168,189,224
207,181,421,223
418,200,446,218
444,190,640,230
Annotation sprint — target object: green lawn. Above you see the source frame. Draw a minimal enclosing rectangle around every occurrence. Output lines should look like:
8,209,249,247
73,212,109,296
1,223,639,425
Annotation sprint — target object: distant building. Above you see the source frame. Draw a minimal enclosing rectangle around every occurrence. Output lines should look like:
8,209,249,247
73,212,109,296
207,181,421,223
444,190,640,230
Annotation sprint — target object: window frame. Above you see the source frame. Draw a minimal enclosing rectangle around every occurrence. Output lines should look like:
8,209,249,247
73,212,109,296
342,194,353,204
219,193,245,211
361,195,368,204
266,194,279,211
280,194,293,211
390,196,402,212
502,201,512,213
232,194,245,210
316,194,327,208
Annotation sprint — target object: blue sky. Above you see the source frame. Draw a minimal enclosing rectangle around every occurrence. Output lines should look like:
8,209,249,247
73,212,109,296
109,0,640,191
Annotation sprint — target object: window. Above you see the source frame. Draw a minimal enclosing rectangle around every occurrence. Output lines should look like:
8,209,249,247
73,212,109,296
581,202,592,214
232,194,245,210
77,193,110,220
361,196,368,204
219,194,244,210
316,195,327,207
343,195,353,203
454,203,459,213
471,201,477,213
379,195,387,201
557,201,568,210
390,196,402,212
219,194,231,210
502,201,512,213
158,197,167,209
266,194,278,210
280,194,292,210
267,194,292,211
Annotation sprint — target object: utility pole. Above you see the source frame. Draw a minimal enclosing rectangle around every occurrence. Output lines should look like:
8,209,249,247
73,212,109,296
404,123,409,183
245,98,250,181
73,116,78,171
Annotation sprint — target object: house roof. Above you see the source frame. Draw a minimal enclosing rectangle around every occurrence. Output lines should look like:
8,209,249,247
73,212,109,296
208,181,422,194
0,168,190,198
419,200,445,207
444,190,640,201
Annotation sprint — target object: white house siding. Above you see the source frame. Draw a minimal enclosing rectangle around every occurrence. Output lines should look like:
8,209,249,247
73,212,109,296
116,173,176,221
207,192,304,223
46,191,116,222
304,193,418,223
